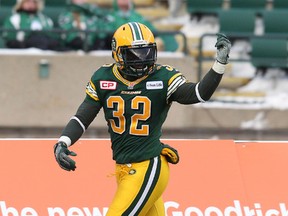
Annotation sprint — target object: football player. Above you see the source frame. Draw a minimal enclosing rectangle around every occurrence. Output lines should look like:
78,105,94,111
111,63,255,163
54,22,231,215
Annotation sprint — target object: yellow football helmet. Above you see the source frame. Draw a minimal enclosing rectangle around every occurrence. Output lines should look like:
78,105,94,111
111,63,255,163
111,22,157,78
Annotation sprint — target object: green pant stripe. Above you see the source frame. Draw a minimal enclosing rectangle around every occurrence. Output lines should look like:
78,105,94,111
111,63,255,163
123,156,161,216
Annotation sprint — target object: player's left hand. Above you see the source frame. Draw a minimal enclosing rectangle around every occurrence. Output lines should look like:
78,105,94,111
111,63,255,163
215,33,231,64
161,143,180,164
54,142,77,171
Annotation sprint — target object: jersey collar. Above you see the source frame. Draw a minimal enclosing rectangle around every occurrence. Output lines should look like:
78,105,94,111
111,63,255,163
112,64,148,87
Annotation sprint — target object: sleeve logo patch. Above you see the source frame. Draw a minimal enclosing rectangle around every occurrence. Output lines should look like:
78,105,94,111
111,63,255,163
100,81,117,90
146,81,163,90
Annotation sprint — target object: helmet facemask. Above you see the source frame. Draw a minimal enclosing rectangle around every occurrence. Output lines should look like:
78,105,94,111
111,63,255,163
111,22,158,79
117,43,157,78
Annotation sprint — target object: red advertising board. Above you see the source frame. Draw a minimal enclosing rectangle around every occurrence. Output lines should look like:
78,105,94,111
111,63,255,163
0,139,288,216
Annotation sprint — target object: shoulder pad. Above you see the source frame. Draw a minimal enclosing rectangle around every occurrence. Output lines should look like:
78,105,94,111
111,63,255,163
156,64,179,73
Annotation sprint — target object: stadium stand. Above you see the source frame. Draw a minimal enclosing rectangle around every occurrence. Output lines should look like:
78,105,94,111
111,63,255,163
0,6,12,48
45,0,68,6
186,0,223,18
0,0,14,6
0,6,12,25
262,10,288,35
1,0,288,140
229,0,267,9
0,0,66,6
273,0,288,9
251,37,288,73
42,6,66,27
88,0,155,7
0,36,5,48
42,0,68,27
218,9,256,39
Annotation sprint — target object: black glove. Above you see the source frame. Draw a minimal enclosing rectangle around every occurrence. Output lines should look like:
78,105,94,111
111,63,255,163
54,142,77,171
215,33,231,64
161,143,180,164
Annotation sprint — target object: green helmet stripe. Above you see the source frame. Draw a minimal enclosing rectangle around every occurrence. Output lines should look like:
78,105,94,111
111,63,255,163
128,22,143,41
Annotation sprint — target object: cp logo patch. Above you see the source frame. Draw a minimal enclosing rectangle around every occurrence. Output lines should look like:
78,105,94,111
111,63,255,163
100,81,117,90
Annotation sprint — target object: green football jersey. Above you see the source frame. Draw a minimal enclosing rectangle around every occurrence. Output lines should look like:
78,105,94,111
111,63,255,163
86,63,186,164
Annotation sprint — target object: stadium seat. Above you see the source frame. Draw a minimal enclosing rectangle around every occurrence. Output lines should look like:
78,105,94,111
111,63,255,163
0,0,68,7
218,9,256,38
0,0,14,6
0,6,11,48
262,10,288,35
45,0,68,6
229,0,267,15
251,37,288,72
230,0,267,9
43,6,66,27
0,6,12,26
273,0,288,9
186,0,223,18
0,36,6,48
90,0,155,7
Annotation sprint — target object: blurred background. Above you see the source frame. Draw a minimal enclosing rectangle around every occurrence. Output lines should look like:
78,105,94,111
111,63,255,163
0,0,288,140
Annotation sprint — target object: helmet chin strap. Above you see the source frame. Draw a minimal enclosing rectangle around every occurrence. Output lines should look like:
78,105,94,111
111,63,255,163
118,65,150,81
118,68,139,81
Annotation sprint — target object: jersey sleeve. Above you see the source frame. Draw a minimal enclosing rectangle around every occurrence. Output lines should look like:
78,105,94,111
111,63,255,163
166,71,187,101
86,79,100,102
58,72,103,146
169,68,223,104
58,99,101,146
58,69,104,146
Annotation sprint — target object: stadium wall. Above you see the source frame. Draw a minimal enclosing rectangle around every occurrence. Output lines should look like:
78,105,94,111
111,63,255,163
0,53,193,128
1,139,288,216
1,53,288,138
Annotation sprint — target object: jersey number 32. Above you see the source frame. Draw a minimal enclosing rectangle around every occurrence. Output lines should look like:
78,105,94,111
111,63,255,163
107,96,151,136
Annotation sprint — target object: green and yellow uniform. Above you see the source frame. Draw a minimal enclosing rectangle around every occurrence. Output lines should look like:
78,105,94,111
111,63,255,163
86,63,186,163
58,62,222,215
54,22,227,216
